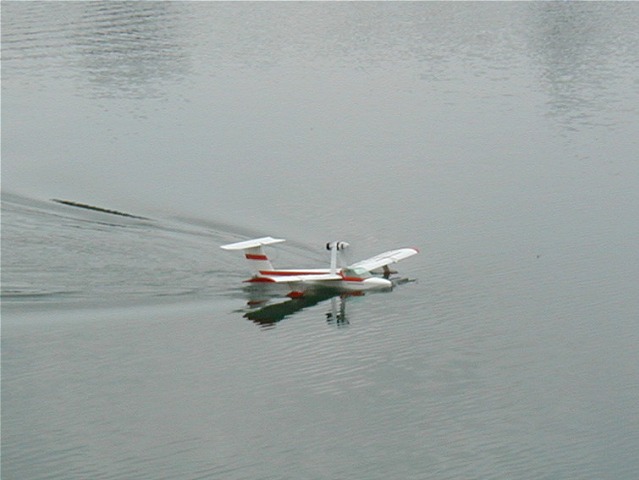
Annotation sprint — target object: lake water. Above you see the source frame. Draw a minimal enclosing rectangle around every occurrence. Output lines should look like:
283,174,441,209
2,2,639,479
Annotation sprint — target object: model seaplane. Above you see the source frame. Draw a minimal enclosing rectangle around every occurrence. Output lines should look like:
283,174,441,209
221,237,418,297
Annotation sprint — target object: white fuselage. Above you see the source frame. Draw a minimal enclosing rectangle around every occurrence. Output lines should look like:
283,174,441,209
249,269,393,291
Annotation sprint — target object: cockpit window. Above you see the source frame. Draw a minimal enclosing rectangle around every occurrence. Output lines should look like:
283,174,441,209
342,267,372,279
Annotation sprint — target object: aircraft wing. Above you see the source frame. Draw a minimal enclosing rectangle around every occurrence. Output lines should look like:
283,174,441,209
348,247,419,272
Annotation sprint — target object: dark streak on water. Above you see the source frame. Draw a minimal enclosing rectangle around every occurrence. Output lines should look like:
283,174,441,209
51,199,151,220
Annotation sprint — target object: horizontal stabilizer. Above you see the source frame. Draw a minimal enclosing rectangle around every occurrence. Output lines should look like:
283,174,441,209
221,236,285,250
348,247,419,272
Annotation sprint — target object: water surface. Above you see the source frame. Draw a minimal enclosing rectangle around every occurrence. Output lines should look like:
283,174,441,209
2,2,639,479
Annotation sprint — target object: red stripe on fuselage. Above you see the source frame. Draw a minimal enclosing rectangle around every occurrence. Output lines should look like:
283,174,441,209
245,254,269,260
340,276,364,282
253,270,365,281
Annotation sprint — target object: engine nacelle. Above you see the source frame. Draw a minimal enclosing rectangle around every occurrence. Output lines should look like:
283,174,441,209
326,241,350,251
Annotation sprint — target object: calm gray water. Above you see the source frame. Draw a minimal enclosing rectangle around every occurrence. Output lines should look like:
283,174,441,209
2,2,639,479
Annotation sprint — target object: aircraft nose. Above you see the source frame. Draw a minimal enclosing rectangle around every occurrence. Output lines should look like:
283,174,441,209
363,277,393,289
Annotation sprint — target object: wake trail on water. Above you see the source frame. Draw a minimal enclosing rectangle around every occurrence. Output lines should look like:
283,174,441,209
1,192,317,310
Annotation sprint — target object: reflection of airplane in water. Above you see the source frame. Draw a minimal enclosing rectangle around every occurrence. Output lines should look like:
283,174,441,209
240,276,415,327
241,288,353,327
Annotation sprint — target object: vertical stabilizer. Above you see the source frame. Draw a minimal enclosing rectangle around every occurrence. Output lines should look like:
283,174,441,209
242,244,274,273
221,237,285,275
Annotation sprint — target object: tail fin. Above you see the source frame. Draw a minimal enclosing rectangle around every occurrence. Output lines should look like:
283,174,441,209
221,237,285,274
